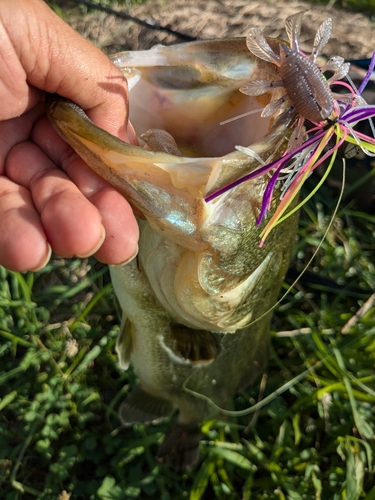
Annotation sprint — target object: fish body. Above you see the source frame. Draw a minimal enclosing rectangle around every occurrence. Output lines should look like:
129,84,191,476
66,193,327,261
48,37,298,467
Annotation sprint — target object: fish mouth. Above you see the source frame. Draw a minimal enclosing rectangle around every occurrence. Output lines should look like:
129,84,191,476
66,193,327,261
47,38,292,204
111,37,288,160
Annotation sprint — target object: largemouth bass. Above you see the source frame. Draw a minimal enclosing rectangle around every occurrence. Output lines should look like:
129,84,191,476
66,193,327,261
47,37,298,468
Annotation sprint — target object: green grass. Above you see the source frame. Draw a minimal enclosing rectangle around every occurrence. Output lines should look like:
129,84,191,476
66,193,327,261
1,173,375,499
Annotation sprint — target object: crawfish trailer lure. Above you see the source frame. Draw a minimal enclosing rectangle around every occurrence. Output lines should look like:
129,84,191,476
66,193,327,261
206,12,375,246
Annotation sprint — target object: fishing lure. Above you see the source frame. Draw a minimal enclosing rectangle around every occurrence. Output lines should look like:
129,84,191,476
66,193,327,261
205,12,375,246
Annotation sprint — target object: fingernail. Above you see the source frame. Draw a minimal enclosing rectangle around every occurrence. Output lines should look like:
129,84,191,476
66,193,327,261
30,243,52,272
110,244,139,267
76,225,106,258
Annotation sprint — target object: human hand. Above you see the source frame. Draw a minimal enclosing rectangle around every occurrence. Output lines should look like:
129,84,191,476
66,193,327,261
0,0,139,272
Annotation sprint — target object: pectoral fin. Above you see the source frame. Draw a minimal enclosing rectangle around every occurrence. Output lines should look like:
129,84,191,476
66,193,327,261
159,325,221,365
119,387,174,426
115,317,133,370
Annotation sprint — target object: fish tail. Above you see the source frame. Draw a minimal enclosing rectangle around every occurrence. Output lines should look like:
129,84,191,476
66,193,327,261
156,423,202,469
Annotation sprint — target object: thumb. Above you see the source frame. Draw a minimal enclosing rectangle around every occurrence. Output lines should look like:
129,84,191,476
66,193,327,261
0,0,136,143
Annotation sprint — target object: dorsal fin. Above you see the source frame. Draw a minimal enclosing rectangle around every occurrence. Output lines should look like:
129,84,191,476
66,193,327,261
119,387,174,426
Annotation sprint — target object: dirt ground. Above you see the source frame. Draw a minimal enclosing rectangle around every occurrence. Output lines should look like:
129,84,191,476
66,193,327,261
62,0,374,59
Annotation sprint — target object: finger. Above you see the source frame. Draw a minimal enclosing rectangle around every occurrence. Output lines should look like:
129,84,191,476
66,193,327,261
6,141,106,259
90,187,139,265
31,117,139,264
0,103,45,173
0,176,51,272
